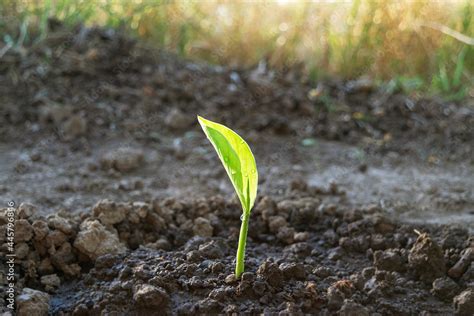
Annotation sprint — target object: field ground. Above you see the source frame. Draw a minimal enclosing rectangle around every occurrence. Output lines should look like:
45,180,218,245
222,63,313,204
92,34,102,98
0,25,473,315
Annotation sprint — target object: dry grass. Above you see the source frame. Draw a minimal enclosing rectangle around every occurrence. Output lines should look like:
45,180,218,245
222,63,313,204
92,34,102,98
1,0,473,98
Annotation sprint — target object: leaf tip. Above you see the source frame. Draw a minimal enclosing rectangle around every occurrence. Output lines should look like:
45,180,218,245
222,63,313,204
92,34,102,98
197,115,207,126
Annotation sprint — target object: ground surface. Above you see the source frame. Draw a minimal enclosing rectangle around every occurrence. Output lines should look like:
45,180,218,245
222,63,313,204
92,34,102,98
0,24,473,315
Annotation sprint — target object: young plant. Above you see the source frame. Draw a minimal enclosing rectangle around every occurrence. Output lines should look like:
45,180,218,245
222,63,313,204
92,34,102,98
197,116,258,278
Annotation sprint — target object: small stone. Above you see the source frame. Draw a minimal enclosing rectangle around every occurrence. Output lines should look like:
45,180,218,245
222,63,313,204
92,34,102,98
241,272,255,283
277,226,295,244
279,262,306,280
372,215,396,234
328,280,355,311
257,261,284,288
133,202,150,219
408,233,446,283
193,217,213,237
460,263,474,286
328,247,344,261
186,250,202,262
294,232,309,242
147,238,171,251
453,289,474,316
46,230,67,248
349,273,365,291
40,274,61,292
373,249,406,272
15,242,29,259
268,216,287,233
362,267,375,279
16,288,50,316
32,220,49,240
338,299,369,316
100,147,144,173
313,266,332,278
165,108,191,130
47,215,73,234
431,277,460,301
252,280,267,296
38,258,54,275
18,203,37,219
255,196,276,221
211,262,225,274
133,284,169,308
225,274,237,284
198,241,224,259
448,248,473,279
15,219,33,242
327,285,345,310
73,219,127,260
92,199,126,225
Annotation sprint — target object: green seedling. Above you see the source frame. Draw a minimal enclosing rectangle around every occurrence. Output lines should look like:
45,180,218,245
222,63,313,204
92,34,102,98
197,116,258,278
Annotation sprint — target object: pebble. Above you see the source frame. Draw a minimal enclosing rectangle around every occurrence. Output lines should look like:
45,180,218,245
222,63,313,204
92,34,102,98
408,233,446,283
133,284,169,308
225,274,237,284
373,249,406,272
453,289,474,316
47,215,73,235
165,108,191,130
15,242,29,259
279,262,306,280
92,199,127,225
16,219,34,242
448,248,473,279
338,299,370,316
327,284,345,310
100,147,145,172
241,272,256,283
18,203,37,219
313,266,332,278
16,288,50,316
41,274,61,292
257,261,284,288
73,219,127,260
193,217,213,237
268,216,287,233
328,247,344,261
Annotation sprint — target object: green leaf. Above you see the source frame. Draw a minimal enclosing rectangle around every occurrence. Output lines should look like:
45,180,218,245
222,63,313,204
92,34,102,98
197,116,258,214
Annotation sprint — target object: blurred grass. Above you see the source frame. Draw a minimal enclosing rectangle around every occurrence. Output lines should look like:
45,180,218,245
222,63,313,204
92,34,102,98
1,0,473,99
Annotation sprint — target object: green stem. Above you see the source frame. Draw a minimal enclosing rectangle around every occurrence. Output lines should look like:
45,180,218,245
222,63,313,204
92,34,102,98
235,212,250,278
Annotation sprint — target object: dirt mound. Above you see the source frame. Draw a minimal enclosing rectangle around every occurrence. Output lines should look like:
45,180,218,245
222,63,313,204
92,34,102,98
2,184,472,314
0,23,472,161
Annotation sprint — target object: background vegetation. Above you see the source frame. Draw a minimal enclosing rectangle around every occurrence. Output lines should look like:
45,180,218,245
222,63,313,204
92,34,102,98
1,0,473,99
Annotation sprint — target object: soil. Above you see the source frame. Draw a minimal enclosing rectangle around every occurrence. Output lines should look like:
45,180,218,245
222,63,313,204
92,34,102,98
0,23,473,315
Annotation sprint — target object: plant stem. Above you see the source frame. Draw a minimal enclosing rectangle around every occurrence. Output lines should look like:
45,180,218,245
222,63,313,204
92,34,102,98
235,212,250,278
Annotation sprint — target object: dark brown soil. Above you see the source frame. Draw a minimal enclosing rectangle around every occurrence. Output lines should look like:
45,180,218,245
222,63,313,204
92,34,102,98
0,23,473,315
